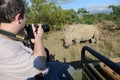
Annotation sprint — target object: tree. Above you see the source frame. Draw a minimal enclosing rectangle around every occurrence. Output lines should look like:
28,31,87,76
26,0,69,30
77,8,89,15
108,5,120,20
108,5,120,16
65,9,80,24
26,0,81,31
108,5,120,27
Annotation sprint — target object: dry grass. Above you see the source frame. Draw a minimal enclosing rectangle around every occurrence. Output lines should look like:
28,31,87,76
44,26,120,61
43,31,81,62
43,23,120,80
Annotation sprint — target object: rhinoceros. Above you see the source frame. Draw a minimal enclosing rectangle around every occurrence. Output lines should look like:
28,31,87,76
62,24,99,48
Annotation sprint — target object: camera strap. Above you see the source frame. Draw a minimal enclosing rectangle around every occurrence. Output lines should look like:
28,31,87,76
0,29,27,42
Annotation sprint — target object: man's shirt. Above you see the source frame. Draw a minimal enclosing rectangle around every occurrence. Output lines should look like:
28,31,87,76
0,35,43,80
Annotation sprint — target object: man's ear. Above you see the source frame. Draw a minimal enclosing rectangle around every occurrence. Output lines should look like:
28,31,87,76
14,13,21,24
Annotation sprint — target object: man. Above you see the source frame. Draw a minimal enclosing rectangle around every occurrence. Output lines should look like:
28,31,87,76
0,0,74,80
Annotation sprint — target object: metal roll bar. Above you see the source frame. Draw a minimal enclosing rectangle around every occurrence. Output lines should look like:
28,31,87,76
81,46,120,75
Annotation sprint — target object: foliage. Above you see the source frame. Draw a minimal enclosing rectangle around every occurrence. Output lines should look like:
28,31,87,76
108,5,120,18
79,5,120,25
65,9,80,24
77,8,89,14
25,0,120,31
26,0,81,31
108,5,120,28
80,14,95,24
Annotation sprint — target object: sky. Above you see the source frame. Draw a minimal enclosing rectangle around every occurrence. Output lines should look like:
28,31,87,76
26,0,120,13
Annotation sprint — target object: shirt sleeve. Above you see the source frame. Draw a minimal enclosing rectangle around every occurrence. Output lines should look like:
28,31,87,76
0,41,46,78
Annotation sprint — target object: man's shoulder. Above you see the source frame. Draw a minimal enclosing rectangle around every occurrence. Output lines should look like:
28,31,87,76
0,37,26,54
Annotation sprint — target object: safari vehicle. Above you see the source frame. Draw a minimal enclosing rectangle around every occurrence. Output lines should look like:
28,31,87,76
80,46,120,80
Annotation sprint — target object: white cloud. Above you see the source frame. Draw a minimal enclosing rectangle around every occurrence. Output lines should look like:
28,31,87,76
85,4,113,14
46,0,75,4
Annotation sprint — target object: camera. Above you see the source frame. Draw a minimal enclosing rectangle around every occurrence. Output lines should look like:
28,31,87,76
25,24,50,40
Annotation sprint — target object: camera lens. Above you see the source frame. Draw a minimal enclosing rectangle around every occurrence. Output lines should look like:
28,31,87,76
25,24,50,40
42,24,50,32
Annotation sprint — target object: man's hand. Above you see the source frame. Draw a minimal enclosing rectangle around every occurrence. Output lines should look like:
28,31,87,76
30,24,44,44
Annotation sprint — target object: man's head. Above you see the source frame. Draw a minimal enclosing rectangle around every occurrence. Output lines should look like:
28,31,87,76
0,0,27,34
0,0,26,23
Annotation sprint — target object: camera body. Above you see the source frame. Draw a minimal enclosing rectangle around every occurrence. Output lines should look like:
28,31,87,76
25,24,50,40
